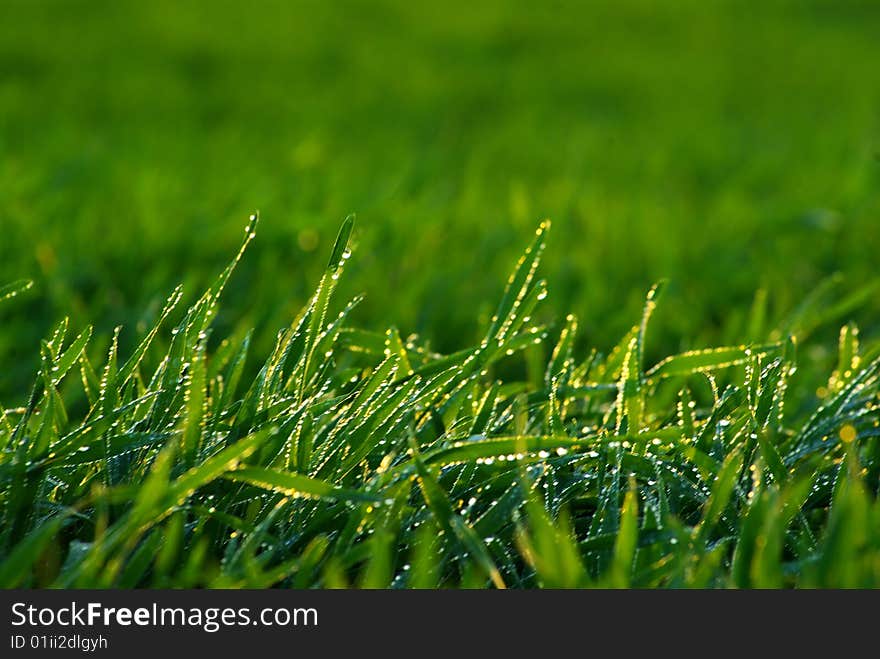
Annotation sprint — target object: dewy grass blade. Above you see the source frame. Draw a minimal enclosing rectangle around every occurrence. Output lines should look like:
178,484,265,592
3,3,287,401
2,212,880,588
0,279,33,304
294,215,354,404
224,466,383,503
485,220,549,345
646,343,781,381
409,431,506,588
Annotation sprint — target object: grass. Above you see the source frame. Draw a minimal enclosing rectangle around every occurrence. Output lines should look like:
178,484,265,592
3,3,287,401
1,216,879,588
1,1,879,588
2,1,880,401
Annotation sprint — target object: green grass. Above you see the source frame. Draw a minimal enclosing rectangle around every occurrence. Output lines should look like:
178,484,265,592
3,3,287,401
1,0,880,587
2,1,880,400
1,217,879,588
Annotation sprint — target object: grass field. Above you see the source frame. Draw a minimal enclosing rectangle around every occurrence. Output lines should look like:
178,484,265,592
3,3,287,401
1,1,880,587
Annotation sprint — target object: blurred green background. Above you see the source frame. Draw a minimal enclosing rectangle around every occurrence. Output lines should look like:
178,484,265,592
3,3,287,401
1,0,879,400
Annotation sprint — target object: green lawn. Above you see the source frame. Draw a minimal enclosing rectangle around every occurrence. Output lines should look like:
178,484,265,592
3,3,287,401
1,0,879,588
